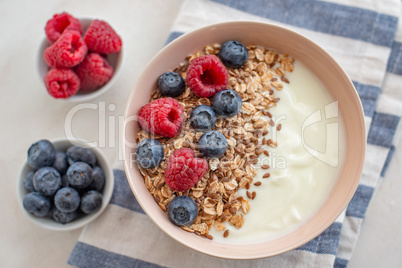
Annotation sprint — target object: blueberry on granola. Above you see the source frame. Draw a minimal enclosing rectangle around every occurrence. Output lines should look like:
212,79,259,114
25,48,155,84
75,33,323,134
27,139,56,169
198,130,228,159
212,89,242,118
158,72,185,97
189,105,217,132
136,138,164,169
167,196,198,226
219,40,248,69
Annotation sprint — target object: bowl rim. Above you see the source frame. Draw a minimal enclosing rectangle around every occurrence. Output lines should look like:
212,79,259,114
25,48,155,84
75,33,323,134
37,17,124,103
122,21,366,259
17,137,114,231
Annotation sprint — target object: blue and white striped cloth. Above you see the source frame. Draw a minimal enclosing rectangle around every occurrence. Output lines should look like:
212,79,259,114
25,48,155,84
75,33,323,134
68,0,402,267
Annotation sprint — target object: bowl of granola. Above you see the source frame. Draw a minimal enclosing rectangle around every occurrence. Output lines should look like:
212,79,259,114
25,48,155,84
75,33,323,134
123,21,365,259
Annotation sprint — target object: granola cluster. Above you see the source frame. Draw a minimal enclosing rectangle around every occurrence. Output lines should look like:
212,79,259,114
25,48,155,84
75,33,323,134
136,43,294,239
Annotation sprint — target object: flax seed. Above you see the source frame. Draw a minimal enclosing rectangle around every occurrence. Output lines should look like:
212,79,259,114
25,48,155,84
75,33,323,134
267,139,273,145
223,230,229,238
250,136,259,142
253,130,262,137
263,173,271,178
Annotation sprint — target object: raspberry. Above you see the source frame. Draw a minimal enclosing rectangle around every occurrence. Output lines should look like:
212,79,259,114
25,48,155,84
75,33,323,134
44,30,88,68
74,53,114,91
84,20,122,54
45,12,82,43
44,68,80,98
164,149,208,192
138,98,183,138
186,55,228,98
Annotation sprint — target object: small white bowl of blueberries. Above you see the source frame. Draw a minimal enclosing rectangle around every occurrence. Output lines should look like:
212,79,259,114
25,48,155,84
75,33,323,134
17,138,113,231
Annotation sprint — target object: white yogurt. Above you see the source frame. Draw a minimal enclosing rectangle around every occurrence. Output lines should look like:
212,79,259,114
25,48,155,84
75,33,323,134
209,60,346,243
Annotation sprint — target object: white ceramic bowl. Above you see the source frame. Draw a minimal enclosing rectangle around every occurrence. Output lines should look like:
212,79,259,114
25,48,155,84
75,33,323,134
37,18,123,102
17,138,114,231
123,21,366,259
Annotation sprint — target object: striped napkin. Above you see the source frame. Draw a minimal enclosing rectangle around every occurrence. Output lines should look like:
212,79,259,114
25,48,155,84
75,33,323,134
68,0,402,267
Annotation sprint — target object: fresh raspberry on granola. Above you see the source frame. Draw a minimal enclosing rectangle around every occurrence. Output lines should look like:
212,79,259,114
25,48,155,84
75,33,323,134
45,12,82,43
164,148,208,192
44,68,80,98
84,20,122,54
44,30,88,68
186,55,228,98
74,53,114,91
138,98,183,138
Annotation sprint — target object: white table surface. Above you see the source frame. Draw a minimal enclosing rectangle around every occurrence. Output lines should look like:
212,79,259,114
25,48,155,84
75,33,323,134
1,0,401,267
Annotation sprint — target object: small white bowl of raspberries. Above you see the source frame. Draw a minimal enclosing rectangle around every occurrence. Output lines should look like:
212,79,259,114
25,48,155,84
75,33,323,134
38,12,123,101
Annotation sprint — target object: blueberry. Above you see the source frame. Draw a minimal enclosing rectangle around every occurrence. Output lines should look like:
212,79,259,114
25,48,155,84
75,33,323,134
67,162,93,189
33,167,62,196
88,166,105,192
189,105,217,132
23,171,36,192
212,89,242,118
66,146,96,166
158,72,185,97
219,40,248,68
54,187,80,213
80,190,103,214
52,151,68,175
136,138,164,169
52,207,77,224
61,174,69,187
198,130,227,159
167,196,198,226
23,192,51,217
27,140,56,169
